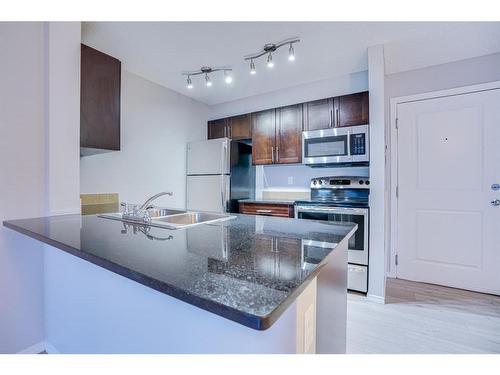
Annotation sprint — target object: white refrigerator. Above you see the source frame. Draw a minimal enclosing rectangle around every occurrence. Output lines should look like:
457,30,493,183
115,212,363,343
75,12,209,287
186,138,254,213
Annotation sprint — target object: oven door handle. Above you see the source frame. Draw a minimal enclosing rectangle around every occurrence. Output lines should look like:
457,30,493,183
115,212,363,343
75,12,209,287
296,206,368,215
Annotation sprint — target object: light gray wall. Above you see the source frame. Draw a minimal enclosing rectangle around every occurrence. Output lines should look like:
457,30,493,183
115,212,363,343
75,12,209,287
386,52,500,100
209,70,368,120
0,22,46,354
260,164,369,192
384,51,500,277
0,22,82,354
80,70,210,209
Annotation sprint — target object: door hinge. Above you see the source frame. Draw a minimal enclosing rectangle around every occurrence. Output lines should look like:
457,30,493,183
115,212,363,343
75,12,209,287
395,118,399,129
395,254,399,266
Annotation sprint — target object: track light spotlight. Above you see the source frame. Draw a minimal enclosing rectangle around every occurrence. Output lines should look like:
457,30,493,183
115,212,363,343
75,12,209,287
224,70,233,84
250,60,256,75
267,52,274,68
205,73,212,87
288,44,295,61
187,76,193,89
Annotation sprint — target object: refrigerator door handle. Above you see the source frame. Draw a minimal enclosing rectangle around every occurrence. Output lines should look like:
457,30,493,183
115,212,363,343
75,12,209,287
220,175,225,212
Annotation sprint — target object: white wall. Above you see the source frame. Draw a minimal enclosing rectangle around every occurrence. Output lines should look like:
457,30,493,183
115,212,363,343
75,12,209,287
209,71,368,119
259,164,369,193
80,70,209,209
367,45,386,301
0,22,81,354
45,22,81,215
0,22,46,354
384,52,500,277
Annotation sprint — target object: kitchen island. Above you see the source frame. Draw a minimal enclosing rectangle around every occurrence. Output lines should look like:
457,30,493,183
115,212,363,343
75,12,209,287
3,212,356,354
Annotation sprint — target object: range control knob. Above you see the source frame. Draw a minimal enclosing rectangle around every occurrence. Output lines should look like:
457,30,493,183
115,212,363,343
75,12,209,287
359,180,364,185
365,180,370,185
318,180,323,185
313,180,317,185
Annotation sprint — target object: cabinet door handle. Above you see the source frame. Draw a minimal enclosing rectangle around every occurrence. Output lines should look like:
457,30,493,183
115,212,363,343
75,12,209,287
336,108,340,127
256,209,272,213
271,146,275,163
330,109,333,127
276,146,279,162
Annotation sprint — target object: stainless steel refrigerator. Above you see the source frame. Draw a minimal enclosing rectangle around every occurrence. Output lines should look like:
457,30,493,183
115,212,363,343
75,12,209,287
186,138,254,213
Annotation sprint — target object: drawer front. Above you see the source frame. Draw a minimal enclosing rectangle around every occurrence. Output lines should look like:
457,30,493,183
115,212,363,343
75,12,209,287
348,264,368,293
239,203,293,218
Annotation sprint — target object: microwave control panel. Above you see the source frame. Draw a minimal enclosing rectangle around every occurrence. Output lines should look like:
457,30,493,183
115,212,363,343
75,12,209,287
350,133,366,155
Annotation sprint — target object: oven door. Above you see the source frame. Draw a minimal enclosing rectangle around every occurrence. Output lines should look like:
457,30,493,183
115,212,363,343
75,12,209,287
295,205,369,265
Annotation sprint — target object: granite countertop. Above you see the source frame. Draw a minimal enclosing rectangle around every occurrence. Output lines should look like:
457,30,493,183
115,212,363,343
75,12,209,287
238,198,297,205
3,212,356,330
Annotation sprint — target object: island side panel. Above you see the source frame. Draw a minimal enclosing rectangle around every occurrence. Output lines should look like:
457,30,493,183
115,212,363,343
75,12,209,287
44,245,299,354
316,237,348,354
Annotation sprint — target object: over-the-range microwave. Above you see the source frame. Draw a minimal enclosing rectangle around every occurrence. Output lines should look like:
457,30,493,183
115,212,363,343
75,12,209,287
302,124,369,167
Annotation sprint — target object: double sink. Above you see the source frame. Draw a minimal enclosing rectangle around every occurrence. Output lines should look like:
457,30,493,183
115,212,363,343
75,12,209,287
99,208,236,230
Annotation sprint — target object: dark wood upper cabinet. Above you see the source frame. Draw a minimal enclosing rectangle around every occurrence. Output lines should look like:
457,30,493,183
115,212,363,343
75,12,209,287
251,109,276,165
304,98,334,131
336,91,369,127
80,44,121,154
207,118,228,139
229,114,252,140
276,104,302,164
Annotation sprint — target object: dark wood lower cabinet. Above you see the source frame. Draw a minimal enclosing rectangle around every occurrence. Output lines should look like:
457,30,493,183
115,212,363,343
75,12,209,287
276,104,302,164
239,202,294,218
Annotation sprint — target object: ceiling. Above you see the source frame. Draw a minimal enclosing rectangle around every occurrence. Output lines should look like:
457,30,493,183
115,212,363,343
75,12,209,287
82,22,500,106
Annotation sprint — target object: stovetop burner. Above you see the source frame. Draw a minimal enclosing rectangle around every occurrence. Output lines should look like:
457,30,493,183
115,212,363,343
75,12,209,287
299,176,370,207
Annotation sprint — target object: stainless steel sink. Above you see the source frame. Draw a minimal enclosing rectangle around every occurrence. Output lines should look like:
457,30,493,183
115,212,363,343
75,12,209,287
147,208,186,218
151,212,236,229
99,209,235,230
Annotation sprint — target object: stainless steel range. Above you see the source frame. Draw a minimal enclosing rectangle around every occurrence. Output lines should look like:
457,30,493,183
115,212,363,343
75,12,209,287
295,176,369,293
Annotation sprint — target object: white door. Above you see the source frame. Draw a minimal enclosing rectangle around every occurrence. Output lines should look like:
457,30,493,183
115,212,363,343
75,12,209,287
396,88,500,295
187,138,230,175
186,175,230,213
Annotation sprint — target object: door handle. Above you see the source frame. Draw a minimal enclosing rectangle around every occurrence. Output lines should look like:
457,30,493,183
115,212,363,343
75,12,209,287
491,199,500,207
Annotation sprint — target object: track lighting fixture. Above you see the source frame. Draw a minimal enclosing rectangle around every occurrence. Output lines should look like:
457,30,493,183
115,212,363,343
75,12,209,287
181,66,232,89
250,59,256,75
244,37,300,74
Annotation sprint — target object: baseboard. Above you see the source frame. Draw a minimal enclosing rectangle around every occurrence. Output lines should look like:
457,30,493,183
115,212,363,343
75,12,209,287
17,342,46,354
16,341,59,354
44,341,60,354
366,293,386,304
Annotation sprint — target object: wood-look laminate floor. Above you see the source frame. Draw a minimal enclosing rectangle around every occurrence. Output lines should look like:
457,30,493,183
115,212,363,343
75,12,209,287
347,278,500,354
